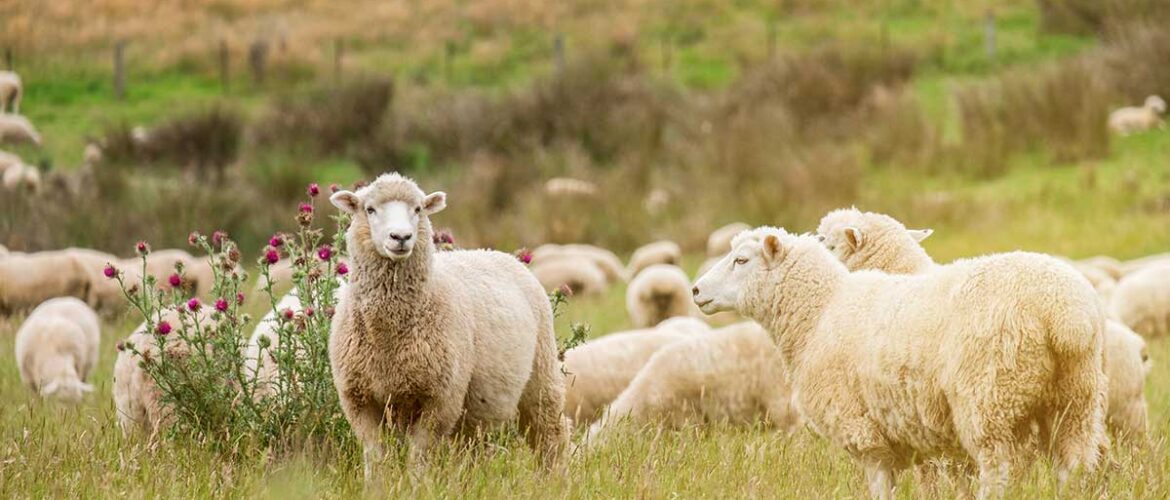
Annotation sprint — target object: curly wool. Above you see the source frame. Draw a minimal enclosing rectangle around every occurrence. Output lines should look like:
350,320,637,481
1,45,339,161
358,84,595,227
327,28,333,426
14,297,100,402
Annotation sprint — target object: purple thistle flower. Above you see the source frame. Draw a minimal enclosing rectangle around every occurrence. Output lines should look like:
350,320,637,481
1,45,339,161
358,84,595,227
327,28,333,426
211,230,228,247
516,248,533,265
168,273,182,288
188,232,200,246
187,298,201,312
116,341,126,352
317,245,332,261
265,248,280,265
308,183,320,197
269,234,284,248
298,202,313,214
305,307,315,317
156,321,172,335
214,298,229,312
337,262,349,276
236,292,246,305
135,241,150,255
282,308,295,320
329,183,340,193
103,264,117,279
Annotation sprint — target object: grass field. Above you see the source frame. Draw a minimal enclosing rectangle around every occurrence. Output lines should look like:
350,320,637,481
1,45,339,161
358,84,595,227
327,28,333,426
5,0,1170,496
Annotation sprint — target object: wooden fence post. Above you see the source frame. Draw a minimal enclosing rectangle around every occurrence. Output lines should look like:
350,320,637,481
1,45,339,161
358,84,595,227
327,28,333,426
113,41,127,100
219,40,230,94
334,38,345,84
249,39,269,86
554,33,565,75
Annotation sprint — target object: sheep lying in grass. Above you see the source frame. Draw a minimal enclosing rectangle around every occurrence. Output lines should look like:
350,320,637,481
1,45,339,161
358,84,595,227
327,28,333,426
1110,263,1170,339
817,208,1150,441
1109,95,1166,135
15,298,100,402
329,173,569,479
562,317,709,424
706,222,750,258
0,71,20,114
0,251,92,315
2,162,40,193
532,243,626,283
625,264,694,328
583,321,797,448
530,257,608,296
693,227,1107,499
627,240,681,278
0,114,41,146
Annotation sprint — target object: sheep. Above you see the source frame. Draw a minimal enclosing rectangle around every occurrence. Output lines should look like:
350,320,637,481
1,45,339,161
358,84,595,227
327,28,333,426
817,209,1149,441
0,148,19,172
706,222,751,258
583,321,797,448
1109,95,1166,135
1119,252,1170,276
643,188,670,215
693,227,1107,499
1078,255,1124,281
0,71,20,114
1109,263,1170,339
815,208,934,275
529,256,608,296
561,317,709,424
0,251,93,315
2,162,40,193
0,243,8,256
625,264,693,328
14,297,101,402
1103,321,1150,439
113,308,207,436
627,240,681,279
83,141,103,166
244,291,304,399
328,173,569,479
255,260,294,294
544,177,598,198
0,114,42,146
531,243,626,283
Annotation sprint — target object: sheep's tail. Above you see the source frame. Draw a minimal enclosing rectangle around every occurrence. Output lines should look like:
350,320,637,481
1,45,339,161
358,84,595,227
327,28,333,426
1045,285,1109,480
517,302,570,470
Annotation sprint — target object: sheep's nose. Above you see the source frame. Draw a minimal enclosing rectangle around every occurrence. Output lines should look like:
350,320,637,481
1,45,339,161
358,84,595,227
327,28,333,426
691,286,700,297
390,233,413,243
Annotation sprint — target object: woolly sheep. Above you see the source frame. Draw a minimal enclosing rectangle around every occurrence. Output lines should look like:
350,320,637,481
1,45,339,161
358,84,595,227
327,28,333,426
693,227,1107,498
1119,253,1170,276
530,257,608,296
818,209,1148,441
544,177,598,198
255,260,294,294
2,162,40,193
0,251,92,315
1109,95,1166,135
0,71,20,114
14,297,100,402
706,222,751,258
815,208,934,275
329,173,569,479
0,243,7,256
625,264,693,328
1109,263,1170,338
583,321,797,448
83,141,103,166
0,148,19,173
0,114,41,146
531,243,626,283
1078,255,1124,281
244,291,304,399
627,240,681,278
561,317,709,424
113,308,207,436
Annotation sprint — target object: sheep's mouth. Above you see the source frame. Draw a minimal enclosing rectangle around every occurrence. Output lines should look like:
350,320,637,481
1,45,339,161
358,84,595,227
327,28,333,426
694,298,713,308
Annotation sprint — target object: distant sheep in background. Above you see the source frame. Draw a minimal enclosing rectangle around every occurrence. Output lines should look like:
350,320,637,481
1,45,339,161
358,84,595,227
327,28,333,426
2,162,40,193
626,264,693,328
1109,95,1166,135
0,114,42,146
15,297,101,402
544,177,598,198
1110,263,1170,339
532,243,626,283
530,257,608,296
0,71,21,114
706,222,751,258
627,240,681,278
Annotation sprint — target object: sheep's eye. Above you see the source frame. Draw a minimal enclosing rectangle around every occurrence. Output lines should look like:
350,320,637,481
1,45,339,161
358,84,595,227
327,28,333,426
414,206,421,214
733,258,748,266
366,207,376,215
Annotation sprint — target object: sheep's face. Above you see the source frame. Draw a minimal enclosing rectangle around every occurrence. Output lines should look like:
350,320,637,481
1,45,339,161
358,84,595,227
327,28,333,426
1146,95,1166,114
693,228,787,315
332,179,447,261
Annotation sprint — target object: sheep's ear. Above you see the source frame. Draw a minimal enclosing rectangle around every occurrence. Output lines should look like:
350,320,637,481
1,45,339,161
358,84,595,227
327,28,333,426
908,228,933,242
762,234,786,263
844,227,864,250
330,191,361,214
422,191,447,215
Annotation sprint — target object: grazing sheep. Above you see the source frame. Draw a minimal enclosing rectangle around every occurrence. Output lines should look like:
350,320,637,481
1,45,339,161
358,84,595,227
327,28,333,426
626,264,693,328
1109,263,1170,338
1109,95,1166,135
1078,255,1124,281
63,248,125,315
2,162,40,193
1103,321,1150,439
0,148,19,172
1119,253,1170,277
0,114,41,146
0,251,92,315
693,228,1107,498
532,243,626,283
530,257,608,296
0,71,20,114
329,173,569,479
113,309,207,436
544,177,598,198
819,210,1148,441
14,297,100,402
706,222,751,258
562,317,709,424
583,322,797,448
83,141,103,166
815,208,934,275
627,240,682,279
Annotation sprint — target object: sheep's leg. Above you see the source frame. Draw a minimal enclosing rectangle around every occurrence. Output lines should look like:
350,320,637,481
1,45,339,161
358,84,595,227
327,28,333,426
1049,352,1107,486
862,461,896,500
975,446,1012,500
517,324,570,469
341,397,386,482
405,400,460,475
